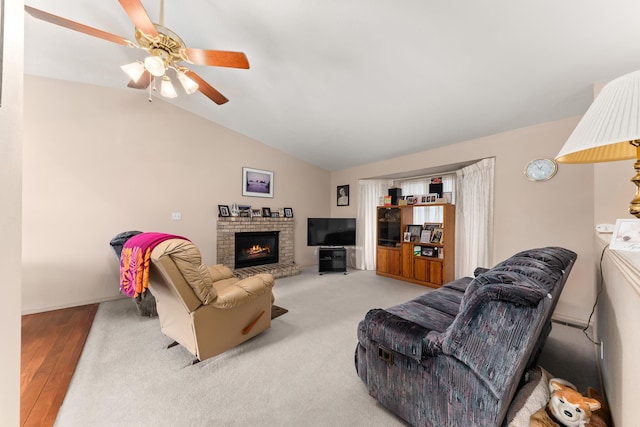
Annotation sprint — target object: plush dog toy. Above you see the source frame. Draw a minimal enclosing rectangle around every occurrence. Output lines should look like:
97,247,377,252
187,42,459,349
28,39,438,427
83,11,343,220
547,379,601,426
530,379,601,427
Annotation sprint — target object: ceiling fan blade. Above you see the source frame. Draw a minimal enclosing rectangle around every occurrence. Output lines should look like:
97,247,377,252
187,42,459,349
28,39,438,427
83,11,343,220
118,0,158,38
127,70,152,89
25,6,131,46
183,48,250,69
184,71,229,105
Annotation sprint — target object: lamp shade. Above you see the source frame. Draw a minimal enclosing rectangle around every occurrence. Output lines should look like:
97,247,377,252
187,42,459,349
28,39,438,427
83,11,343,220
144,56,166,77
120,61,146,83
555,70,640,164
160,76,178,98
177,71,199,95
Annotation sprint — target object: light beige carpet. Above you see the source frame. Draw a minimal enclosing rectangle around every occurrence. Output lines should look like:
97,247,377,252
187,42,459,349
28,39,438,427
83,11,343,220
55,267,426,426
55,266,599,426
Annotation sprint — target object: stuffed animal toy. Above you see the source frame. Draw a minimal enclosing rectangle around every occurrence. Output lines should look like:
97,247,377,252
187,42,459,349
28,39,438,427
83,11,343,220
547,379,601,426
530,378,601,427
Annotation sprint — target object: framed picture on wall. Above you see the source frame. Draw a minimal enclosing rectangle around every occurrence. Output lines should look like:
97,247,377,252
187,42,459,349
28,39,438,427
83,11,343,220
337,185,349,206
242,167,273,198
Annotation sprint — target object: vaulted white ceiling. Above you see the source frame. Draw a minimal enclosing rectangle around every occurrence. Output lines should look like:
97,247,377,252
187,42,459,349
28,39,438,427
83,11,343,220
23,0,640,171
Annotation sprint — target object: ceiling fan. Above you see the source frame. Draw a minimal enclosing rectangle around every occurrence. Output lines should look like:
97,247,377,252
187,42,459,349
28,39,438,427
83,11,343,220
25,0,250,105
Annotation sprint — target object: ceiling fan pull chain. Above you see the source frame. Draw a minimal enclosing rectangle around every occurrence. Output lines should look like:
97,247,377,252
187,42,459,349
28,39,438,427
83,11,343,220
148,76,154,102
159,0,165,26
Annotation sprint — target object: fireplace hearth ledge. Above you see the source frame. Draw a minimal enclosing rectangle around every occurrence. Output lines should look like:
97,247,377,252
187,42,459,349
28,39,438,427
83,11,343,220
233,263,300,280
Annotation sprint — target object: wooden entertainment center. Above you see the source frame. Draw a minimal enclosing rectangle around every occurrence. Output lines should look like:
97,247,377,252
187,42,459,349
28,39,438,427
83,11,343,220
376,203,455,288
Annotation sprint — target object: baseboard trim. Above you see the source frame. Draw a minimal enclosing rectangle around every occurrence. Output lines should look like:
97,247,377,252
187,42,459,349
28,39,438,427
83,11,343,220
21,295,127,315
551,316,589,330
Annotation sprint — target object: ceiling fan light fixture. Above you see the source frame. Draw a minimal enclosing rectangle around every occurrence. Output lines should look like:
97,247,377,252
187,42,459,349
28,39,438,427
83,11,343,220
160,76,178,98
144,55,166,77
120,61,145,82
177,71,199,95
24,3,247,105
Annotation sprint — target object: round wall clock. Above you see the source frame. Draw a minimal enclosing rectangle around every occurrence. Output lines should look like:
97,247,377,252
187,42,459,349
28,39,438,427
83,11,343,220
524,158,558,182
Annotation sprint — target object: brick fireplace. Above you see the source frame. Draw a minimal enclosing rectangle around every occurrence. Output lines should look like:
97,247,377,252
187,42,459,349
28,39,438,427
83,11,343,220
217,217,300,279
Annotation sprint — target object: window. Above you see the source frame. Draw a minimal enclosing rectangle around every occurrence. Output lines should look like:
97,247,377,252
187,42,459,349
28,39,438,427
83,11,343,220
395,175,455,224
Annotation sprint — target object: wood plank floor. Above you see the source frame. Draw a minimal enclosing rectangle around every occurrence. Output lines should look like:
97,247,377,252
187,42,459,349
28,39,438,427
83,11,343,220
21,304,99,427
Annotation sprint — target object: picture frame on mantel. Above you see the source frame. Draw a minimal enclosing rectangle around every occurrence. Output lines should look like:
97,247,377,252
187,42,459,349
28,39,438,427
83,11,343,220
242,167,273,198
218,205,231,217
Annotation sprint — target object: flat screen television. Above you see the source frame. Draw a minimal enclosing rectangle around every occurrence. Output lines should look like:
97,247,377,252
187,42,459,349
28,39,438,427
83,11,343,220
307,218,356,246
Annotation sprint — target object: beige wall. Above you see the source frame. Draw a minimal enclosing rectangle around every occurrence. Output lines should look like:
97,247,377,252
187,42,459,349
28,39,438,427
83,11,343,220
594,160,637,224
23,74,616,325
22,76,328,313
1,0,23,424
595,237,639,427
593,160,638,427
332,118,596,324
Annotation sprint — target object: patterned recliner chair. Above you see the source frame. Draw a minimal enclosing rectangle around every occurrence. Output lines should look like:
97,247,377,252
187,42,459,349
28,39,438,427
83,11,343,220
355,247,577,427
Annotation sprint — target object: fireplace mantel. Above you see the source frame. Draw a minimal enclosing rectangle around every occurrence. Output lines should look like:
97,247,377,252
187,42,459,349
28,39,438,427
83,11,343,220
217,217,299,278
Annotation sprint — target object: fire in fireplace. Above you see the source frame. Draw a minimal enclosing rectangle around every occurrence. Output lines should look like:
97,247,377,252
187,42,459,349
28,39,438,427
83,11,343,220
235,231,280,268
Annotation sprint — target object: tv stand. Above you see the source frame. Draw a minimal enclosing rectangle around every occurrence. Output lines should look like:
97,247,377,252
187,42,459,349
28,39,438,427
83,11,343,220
318,247,347,275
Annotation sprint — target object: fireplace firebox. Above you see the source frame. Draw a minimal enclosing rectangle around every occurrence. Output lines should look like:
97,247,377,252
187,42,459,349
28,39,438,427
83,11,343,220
235,231,280,268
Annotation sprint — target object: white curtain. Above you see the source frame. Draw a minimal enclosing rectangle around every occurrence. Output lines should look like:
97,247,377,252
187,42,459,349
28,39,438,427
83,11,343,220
356,179,392,270
455,158,495,277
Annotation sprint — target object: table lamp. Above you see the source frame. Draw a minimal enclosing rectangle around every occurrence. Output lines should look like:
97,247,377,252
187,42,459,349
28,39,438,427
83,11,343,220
556,70,640,217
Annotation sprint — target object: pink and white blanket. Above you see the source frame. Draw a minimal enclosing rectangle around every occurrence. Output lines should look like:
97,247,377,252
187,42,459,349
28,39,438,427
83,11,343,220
119,232,187,298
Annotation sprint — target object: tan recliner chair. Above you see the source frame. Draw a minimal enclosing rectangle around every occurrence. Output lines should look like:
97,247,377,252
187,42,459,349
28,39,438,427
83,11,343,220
148,238,275,363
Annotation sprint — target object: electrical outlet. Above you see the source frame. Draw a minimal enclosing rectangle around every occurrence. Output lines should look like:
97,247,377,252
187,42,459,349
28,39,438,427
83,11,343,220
171,212,182,220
